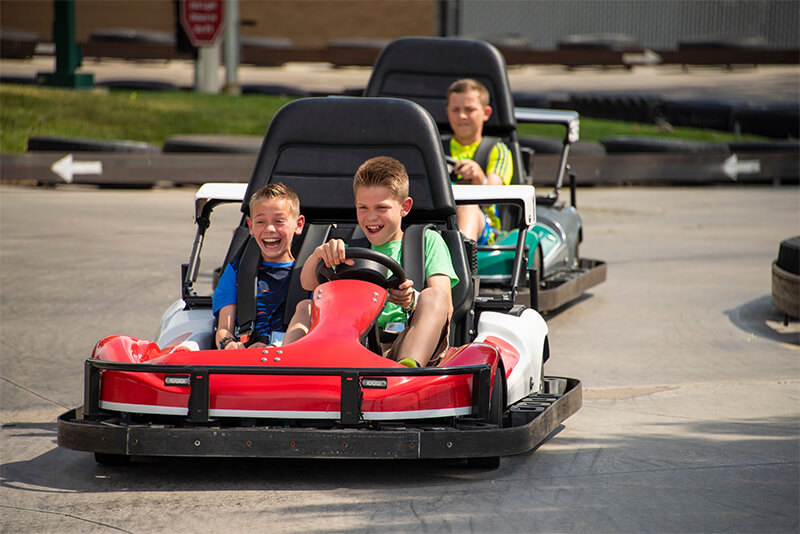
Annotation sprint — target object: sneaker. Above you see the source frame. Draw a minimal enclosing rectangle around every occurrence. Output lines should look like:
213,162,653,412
398,357,420,368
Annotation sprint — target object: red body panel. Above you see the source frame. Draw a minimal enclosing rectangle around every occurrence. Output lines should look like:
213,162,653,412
96,279,504,419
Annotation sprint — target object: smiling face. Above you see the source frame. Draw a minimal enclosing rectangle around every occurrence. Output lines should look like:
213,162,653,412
247,197,305,262
355,185,412,246
446,89,492,145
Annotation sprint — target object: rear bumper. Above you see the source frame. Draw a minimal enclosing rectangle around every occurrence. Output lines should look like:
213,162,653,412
58,377,581,460
538,258,607,312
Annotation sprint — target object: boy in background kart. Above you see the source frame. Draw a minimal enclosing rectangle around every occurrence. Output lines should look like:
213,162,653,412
213,183,309,350
445,78,514,244
291,156,460,367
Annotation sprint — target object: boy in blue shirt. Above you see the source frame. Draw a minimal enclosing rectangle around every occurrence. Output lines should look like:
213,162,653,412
213,183,306,350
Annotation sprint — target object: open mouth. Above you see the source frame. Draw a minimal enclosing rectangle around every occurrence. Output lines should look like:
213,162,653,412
262,237,281,248
365,224,383,235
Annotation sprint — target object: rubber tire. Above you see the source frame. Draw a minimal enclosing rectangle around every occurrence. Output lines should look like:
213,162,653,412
95,452,131,466
27,136,160,153
240,84,311,97
777,236,800,275
467,367,504,469
162,134,263,154
89,28,175,45
96,80,181,92
728,140,800,153
601,136,730,154
558,33,641,51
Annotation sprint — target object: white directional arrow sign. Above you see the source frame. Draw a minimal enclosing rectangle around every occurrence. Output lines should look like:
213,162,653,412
50,154,103,183
722,154,761,181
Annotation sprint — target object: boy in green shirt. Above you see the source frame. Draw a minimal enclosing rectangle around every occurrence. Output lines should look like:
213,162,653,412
294,156,459,367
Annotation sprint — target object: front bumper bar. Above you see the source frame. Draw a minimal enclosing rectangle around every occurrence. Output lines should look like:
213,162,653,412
58,377,581,460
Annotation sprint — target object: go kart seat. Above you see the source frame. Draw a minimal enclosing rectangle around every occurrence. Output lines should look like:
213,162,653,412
237,96,477,348
363,37,527,185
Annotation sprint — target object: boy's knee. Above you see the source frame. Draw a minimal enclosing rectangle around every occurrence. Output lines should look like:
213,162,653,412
418,287,450,315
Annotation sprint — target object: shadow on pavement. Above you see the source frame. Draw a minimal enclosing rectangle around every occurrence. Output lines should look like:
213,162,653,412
725,295,800,346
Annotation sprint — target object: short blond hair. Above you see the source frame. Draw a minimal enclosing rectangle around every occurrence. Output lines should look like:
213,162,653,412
249,182,300,217
353,156,409,201
447,78,490,107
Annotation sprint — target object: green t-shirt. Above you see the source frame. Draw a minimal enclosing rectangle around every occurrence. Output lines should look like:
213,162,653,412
371,229,459,327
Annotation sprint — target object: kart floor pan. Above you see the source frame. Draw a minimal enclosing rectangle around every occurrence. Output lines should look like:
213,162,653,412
538,258,607,313
480,258,607,313
58,378,581,461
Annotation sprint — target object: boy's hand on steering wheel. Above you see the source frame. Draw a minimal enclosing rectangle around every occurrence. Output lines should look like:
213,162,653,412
387,279,414,308
454,159,487,185
316,239,354,268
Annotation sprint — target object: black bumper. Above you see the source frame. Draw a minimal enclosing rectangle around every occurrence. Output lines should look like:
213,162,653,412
58,377,581,460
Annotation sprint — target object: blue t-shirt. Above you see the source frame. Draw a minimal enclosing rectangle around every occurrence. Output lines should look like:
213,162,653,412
212,260,295,340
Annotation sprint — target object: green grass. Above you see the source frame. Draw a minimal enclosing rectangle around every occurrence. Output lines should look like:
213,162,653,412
0,83,764,153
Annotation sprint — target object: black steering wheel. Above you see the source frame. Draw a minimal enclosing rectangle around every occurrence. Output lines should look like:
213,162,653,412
315,247,407,290
444,155,460,182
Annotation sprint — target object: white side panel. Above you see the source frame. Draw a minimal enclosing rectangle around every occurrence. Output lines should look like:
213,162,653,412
474,309,548,404
155,299,216,350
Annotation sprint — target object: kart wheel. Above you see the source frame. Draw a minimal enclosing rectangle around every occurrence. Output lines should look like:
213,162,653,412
467,366,504,468
487,365,505,427
94,452,131,466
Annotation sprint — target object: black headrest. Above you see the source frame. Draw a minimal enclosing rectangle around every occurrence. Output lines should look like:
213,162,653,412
243,97,455,224
364,37,516,136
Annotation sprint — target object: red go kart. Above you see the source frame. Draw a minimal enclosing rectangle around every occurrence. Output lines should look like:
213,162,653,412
58,97,581,467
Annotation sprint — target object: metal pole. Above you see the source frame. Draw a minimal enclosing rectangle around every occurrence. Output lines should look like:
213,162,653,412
38,0,94,88
196,41,221,94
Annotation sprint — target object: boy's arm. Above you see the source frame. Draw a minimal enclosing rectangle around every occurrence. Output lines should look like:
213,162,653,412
300,239,352,291
216,304,245,349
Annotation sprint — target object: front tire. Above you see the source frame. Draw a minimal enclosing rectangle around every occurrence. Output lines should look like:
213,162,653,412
467,366,505,469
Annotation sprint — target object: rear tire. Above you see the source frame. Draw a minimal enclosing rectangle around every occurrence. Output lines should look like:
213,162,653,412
94,452,131,466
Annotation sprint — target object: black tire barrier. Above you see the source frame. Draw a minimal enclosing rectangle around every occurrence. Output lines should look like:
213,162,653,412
519,136,606,155
0,75,36,85
96,80,182,92
660,98,740,132
162,134,263,154
513,92,552,109
240,84,311,97
777,236,800,276
729,140,800,153
89,28,175,45
27,136,160,153
567,92,664,123
600,136,731,154
558,33,641,51
678,36,768,50
1,28,38,59
733,103,800,139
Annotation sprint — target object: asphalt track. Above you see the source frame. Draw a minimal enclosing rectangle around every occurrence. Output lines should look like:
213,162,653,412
1,183,797,533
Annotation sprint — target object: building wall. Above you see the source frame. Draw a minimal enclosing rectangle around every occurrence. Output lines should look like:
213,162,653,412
0,0,437,47
2,0,794,51
458,0,799,50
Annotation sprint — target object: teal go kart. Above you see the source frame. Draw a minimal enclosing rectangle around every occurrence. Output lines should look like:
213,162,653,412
365,37,606,313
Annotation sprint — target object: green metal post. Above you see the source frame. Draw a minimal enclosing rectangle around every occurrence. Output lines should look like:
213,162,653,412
38,0,94,88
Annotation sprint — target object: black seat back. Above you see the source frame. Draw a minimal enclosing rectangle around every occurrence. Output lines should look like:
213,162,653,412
237,97,476,346
364,37,526,184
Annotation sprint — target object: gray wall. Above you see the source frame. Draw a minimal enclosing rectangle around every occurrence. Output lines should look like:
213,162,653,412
454,0,798,50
